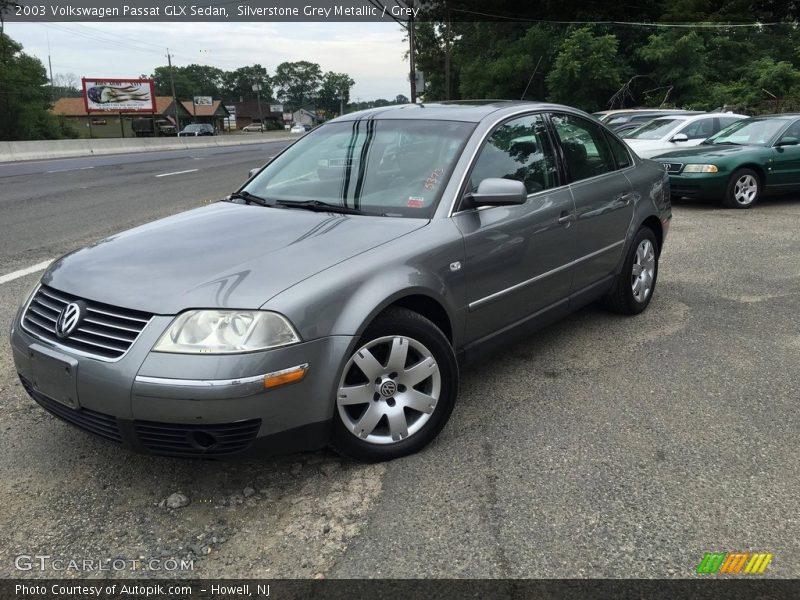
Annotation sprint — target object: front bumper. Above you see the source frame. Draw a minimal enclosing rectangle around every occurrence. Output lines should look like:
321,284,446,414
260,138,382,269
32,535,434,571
668,172,729,200
11,314,355,458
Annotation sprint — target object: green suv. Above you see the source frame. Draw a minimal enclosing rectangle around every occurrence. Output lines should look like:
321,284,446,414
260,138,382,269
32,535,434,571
653,114,800,208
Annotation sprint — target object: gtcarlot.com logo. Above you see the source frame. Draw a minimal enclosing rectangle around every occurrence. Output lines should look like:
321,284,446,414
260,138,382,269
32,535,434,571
696,552,773,575
14,554,194,572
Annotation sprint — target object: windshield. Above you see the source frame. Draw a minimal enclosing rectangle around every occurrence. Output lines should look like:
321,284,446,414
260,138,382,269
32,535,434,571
705,118,787,146
626,118,684,140
244,119,475,218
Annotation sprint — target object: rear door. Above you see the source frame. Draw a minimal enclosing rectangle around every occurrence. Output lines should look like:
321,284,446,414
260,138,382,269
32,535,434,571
548,113,634,295
453,112,576,343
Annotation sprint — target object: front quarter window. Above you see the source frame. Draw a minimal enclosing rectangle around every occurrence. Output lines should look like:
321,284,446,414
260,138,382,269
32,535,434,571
244,119,475,218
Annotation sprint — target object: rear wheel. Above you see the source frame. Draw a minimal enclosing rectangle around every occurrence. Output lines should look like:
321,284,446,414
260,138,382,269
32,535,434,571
331,308,458,462
603,227,659,315
723,168,761,208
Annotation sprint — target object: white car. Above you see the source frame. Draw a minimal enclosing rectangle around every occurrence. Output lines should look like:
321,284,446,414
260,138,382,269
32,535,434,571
290,124,308,134
624,113,747,158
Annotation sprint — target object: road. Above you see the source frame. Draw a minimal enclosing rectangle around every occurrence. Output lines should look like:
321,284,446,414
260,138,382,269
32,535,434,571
0,145,798,579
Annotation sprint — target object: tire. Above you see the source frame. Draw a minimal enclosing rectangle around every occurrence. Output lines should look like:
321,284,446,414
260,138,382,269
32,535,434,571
722,168,761,208
330,307,458,462
603,227,659,315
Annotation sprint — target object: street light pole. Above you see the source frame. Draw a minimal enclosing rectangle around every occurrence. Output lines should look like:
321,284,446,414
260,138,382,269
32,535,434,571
409,11,416,103
167,49,180,130
253,81,264,130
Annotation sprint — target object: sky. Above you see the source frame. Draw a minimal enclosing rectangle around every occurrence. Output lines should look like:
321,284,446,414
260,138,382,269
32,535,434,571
5,21,410,101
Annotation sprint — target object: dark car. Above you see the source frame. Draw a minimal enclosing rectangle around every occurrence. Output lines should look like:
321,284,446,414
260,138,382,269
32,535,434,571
653,114,800,208
178,123,215,137
11,101,670,462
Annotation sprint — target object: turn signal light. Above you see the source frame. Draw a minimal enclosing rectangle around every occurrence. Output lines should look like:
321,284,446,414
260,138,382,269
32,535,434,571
264,364,308,389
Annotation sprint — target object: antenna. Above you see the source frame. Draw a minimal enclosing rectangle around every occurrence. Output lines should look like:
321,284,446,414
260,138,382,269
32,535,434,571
520,56,543,101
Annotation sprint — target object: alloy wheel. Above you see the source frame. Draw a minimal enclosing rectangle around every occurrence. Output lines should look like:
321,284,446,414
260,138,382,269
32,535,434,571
337,335,441,445
733,174,758,206
631,239,656,303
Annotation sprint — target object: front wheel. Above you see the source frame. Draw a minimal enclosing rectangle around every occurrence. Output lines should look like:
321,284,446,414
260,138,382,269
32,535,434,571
603,227,659,315
330,308,458,462
723,168,761,208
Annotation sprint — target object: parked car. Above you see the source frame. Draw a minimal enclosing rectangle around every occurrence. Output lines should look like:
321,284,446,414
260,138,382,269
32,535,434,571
594,109,702,131
290,124,308,134
653,114,800,208
241,123,265,132
132,118,177,137
624,113,747,158
10,101,670,462
178,123,215,137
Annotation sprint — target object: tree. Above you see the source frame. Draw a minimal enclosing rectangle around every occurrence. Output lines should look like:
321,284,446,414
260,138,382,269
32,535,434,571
546,27,631,111
395,94,410,104
52,72,82,99
316,71,355,117
0,33,63,140
221,64,271,102
151,64,224,99
637,31,709,107
272,61,323,111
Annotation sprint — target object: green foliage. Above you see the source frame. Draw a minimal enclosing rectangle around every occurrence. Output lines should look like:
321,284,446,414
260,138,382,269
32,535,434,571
317,72,356,117
273,61,323,111
221,65,271,102
412,3,800,113
0,33,63,141
545,28,631,111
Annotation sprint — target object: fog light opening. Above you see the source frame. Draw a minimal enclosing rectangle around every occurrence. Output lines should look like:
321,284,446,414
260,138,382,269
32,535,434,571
189,430,218,450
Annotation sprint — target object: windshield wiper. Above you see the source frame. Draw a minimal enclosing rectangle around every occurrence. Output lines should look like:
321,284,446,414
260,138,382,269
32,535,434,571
227,190,273,207
275,199,364,215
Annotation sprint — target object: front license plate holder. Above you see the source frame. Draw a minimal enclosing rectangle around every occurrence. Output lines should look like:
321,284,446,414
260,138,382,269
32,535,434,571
29,343,79,409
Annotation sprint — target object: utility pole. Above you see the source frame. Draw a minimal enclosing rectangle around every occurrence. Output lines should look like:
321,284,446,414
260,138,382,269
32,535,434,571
409,9,416,103
253,80,264,129
444,2,450,101
167,49,180,130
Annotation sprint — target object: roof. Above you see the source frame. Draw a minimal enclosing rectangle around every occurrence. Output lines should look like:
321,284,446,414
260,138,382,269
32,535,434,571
180,100,229,117
51,96,190,116
228,100,282,119
332,101,574,124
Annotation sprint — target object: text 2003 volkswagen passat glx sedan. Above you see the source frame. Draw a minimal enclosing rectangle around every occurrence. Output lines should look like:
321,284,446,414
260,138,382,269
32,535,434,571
11,102,670,462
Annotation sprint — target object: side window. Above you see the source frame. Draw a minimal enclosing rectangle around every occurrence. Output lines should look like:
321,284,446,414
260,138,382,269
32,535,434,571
778,119,800,141
605,133,632,169
550,113,616,181
679,118,715,140
468,114,559,195
718,117,740,131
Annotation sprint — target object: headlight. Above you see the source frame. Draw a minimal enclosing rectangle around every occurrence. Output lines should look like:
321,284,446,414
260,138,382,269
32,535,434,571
153,310,300,354
682,164,719,173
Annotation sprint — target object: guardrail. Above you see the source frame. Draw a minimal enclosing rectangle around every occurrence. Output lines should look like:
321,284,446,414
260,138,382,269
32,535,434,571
0,132,298,163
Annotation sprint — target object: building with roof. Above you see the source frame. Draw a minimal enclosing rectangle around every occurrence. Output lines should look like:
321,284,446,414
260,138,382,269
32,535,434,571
180,100,230,132
50,96,192,138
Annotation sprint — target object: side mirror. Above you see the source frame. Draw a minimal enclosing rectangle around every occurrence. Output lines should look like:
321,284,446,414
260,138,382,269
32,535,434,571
462,178,527,209
671,133,689,142
776,136,799,147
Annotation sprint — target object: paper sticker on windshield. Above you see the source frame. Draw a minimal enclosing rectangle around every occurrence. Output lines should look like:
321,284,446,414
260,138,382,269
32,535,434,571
407,196,424,208
425,168,444,190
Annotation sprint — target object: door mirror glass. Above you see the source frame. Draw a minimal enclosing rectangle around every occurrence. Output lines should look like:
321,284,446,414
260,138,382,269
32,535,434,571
671,133,689,142
463,178,527,208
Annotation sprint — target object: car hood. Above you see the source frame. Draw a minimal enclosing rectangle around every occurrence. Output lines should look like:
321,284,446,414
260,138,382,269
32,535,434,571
652,143,760,160
43,202,427,314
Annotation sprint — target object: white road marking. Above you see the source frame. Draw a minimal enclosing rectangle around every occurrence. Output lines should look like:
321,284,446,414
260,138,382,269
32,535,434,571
46,166,95,174
0,259,54,285
155,168,199,178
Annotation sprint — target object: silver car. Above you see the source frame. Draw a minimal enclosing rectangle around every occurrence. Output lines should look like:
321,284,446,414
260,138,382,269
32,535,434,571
10,102,671,462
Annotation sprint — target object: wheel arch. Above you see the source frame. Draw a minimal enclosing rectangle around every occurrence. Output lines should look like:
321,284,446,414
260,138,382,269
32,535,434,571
735,163,767,186
640,215,664,255
353,289,456,344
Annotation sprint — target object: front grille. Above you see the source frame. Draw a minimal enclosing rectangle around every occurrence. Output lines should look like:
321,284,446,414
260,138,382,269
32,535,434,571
134,419,262,457
20,376,122,443
22,285,152,360
660,162,684,174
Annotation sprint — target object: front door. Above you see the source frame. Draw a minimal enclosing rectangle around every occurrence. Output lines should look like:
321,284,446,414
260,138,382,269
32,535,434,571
453,113,577,344
769,118,800,191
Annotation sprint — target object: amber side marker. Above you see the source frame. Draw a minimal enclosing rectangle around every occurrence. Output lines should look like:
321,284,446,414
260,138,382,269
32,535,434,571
264,364,309,389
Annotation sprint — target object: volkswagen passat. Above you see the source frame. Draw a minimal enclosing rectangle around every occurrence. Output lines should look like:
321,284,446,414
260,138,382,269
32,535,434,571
10,102,671,462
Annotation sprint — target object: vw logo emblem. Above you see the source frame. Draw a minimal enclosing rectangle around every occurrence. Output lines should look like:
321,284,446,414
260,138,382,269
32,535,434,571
55,302,84,338
379,380,397,398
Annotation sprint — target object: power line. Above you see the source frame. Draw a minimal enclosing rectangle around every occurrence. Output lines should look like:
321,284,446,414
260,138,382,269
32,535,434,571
449,8,797,28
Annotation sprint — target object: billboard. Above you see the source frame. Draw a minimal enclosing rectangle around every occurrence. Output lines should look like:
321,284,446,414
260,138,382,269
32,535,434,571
269,104,283,113
82,78,155,113
194,96,213,106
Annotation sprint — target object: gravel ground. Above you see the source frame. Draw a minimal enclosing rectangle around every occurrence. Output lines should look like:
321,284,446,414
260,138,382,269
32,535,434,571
0,189,798,579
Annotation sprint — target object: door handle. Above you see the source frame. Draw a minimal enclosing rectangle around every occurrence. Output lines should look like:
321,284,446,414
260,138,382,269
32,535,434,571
618,192,633,204
557,211,573,225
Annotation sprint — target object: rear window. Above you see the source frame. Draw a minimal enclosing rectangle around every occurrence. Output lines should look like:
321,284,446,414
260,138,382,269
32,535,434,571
626,119,683,140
